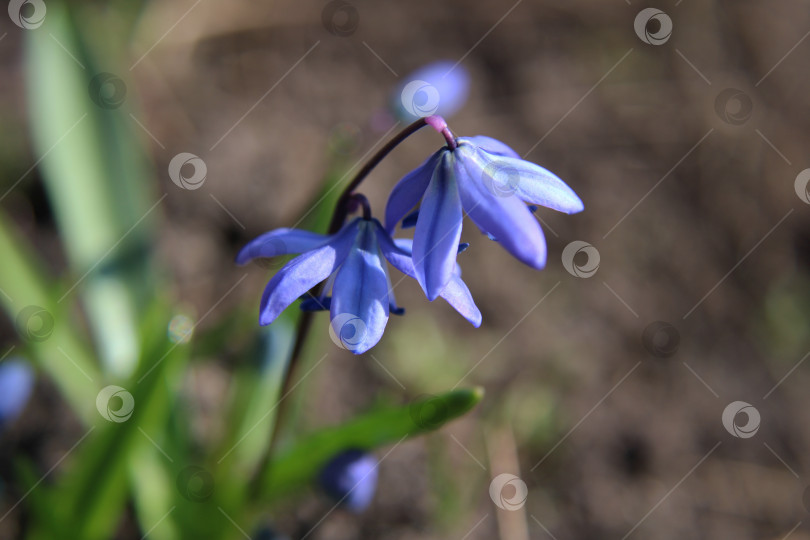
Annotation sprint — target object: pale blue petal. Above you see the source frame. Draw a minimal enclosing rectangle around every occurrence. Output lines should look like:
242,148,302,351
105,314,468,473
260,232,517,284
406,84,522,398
456,146,547,269
330,221,390,354
461,136,520,159
476,148,584,214
392,237,413,253
440,271,482,327
258,221,358,325
412,154,464,301
236,228,330,265
384,150,442,232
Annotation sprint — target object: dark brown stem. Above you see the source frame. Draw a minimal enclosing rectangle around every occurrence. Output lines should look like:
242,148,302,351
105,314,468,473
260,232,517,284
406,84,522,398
327,117,429,233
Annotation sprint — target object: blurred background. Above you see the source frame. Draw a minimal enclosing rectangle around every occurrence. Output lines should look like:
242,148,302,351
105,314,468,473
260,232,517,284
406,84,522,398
2,0,810,538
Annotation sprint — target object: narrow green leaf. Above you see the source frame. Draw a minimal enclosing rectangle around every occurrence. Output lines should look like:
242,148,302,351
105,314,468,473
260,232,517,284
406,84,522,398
25,0,155,378
220,313,297,475
0,211,99,423
128,444,180,540
257,387,484,502
28,304,190,540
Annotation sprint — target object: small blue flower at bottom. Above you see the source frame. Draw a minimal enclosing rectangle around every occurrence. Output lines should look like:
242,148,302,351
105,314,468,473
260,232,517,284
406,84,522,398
237,217,481,354
385,125,584,300
318,449,378,512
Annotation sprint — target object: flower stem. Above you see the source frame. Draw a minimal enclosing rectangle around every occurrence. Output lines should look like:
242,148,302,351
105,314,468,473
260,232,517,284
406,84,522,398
425,115,457,150
348,193,373,220
327,117,431,233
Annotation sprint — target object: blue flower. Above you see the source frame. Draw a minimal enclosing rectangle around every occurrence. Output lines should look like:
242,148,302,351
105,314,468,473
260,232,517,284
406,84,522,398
237,218,480,354
393,60,470,121
318,449,378,512
0,358,35,429
385,133,584,300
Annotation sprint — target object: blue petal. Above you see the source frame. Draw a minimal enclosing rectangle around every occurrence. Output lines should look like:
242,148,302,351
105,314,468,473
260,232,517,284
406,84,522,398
460,136,520,159
475,148,584,214
380,228,480,326
412,153,464,301
392,237,413,254
300,296,331,311
384,150,442,232
258,221,358,325
379,234,417,279
330,221,390,354
0,359,34,425
439,269,482,327
236,228,330,265
401,209,419,229
456,146,547,269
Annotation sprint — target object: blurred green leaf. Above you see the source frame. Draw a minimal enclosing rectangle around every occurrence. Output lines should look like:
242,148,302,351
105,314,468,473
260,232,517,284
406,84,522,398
129,444,180,540
257,387,484,502
28,304,190,540
25,0,156,378
0,210,99,423
221,312,297,476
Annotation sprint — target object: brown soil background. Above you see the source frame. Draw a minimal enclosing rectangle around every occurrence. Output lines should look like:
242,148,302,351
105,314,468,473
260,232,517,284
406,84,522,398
3,1,810,539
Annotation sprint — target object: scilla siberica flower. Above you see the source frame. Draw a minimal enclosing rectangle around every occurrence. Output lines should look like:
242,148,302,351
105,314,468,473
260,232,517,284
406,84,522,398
386,116,584,300
318,448,378,512
237,215,480,355
238,115,582,353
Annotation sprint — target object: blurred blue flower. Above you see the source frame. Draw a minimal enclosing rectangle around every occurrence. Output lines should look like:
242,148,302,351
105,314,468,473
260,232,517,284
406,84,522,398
237,218,480,354
318,449,378,512
393,60,470,121
385,134,584,300
0,358,35,428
